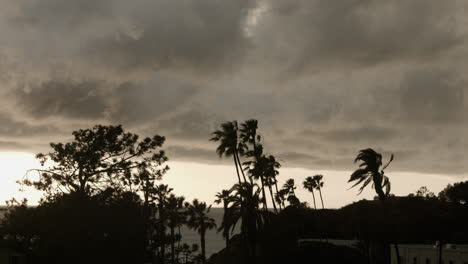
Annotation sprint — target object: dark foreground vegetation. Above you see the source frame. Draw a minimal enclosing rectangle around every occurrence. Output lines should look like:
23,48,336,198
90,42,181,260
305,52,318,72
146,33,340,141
0,121,467,264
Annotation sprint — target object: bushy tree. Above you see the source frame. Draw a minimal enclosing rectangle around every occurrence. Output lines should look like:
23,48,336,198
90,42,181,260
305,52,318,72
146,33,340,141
21,125,168,199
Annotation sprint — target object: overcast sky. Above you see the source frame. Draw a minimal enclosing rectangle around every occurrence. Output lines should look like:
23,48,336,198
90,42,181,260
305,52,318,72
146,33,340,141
0,0,467,207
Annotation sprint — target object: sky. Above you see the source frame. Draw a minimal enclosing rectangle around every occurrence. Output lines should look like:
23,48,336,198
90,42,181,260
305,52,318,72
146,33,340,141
0,0,467,208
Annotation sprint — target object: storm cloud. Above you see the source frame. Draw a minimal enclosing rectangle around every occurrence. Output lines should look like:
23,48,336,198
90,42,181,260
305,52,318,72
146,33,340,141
0,0,467,176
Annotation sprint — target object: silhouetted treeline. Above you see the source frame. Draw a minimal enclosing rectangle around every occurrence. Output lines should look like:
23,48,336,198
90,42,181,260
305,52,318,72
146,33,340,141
0,122,467,264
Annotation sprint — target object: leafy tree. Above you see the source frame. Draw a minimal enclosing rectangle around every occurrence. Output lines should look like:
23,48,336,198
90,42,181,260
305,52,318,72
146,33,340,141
349,148,393,201
211,121,246,184
185,199,216,264
1,189,146,264
21,125,168,199
409,186,436,199
439,181,468,204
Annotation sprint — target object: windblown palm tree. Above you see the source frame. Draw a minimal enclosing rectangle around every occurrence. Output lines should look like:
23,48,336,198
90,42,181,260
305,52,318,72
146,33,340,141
240,119,266,190
185,199,216,264
349,148,393,201
282,179,303,207
303,176,317,209
313,175,325,209
214,189,234,247
263,155,281,212
210,121,246,184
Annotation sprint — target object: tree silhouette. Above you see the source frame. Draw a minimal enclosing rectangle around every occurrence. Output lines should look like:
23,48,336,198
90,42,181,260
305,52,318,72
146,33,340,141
166,194,186,264
303,176,317,209
281,179,304,208
185,199,216,264
349,148,393,201
228,182,267,257
263,155,281,212
211,121,246,184
154,184,173,264
21,125,168,199
313,175,325,209
240,119,269,208
214,189,234,247
439,181,468,204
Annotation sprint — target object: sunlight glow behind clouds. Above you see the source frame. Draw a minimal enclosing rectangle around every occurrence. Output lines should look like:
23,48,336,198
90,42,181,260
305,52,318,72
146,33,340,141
0,152,42,204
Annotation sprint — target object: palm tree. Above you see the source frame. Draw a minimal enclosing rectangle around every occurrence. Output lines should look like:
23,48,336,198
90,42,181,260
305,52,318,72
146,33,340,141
348,148,393,201
166,194,186,264
240,119,268,206
313,175,325,209
214,189,233,247
303,177,317,209
228,182,267,257
211,121,247,184
349,148,395,264
185,199,216,264
263,155,281,212
282,179,304,207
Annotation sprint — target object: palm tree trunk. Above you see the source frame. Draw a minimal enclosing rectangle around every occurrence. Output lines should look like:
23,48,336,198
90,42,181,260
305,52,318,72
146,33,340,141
233,156,242,184
201,228,206,264
235,151,248,183
311,190,317,210
177,226,182,262
159,204,166,264
223,201,230,248
259,176,268,209
318,187,324,209
268,185,278,213
171,226,175,264
274,181,284,209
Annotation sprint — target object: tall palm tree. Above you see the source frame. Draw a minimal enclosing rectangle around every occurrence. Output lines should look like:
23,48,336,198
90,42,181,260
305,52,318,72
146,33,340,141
313,175,325,209
263,155,281,212
214,189,233,247
211,121,246,184
240,119,268,206
348,148,393,201
166,194,186,264
303,176,317,209
349,149,396,264
185,199,217,264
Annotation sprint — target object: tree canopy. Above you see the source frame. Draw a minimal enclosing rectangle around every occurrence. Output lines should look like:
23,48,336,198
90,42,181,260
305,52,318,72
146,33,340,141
21,125,168,199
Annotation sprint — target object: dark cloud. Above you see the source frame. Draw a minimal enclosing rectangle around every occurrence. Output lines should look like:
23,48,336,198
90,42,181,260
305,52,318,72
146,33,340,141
399,69,466,123
252,0,463,75
166,145,223,165
12,80,108,120
0,0,467,176
109,75,199,124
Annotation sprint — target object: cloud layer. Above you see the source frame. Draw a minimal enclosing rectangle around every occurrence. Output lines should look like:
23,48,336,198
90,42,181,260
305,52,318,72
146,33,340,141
1,0,467,175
